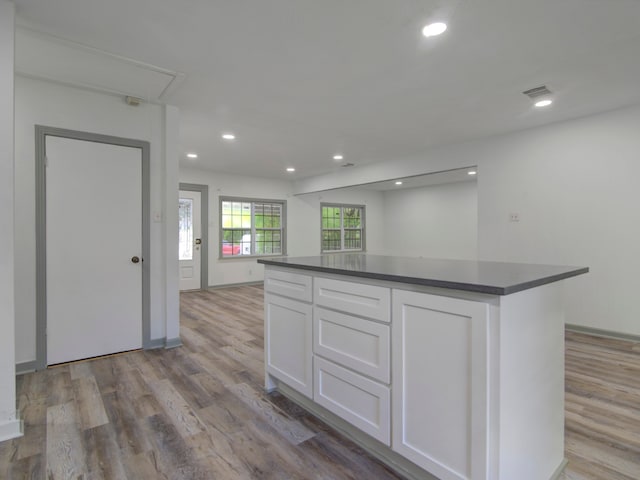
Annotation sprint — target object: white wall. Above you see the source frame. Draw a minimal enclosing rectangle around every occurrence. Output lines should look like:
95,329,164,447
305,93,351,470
179,167,386,286
14,76,180,365
380,181,477,260
294,102,640,337
0,0,22,441
477,104,640,336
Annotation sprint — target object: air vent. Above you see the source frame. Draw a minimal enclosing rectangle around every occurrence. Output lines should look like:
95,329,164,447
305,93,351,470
522,85,552,99
341,163,355,168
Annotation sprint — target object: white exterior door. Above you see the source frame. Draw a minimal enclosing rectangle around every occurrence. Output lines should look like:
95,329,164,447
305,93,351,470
179,190,201,290
46,136,143,365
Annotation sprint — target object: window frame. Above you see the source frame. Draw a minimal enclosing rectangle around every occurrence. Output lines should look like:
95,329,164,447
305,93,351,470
219,196,287,259
320,203,366,253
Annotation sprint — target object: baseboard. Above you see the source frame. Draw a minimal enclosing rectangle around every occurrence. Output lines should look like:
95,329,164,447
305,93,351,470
164,337,182,349
550,458,568,480
144,338,166,350
566,324,640,343
206,280,263,290
0,418,23,442
15,360,37,375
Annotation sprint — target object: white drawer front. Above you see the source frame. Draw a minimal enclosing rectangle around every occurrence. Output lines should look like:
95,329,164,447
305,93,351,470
314,357,390,445
314,277,390,322
264,269,312,302
314,307,390,383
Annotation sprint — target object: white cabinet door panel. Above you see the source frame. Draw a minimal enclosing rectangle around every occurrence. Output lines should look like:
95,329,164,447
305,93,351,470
392,289,489,480
315,277,390,322
314,307,390,383
265,294,313,398
314,357,390,445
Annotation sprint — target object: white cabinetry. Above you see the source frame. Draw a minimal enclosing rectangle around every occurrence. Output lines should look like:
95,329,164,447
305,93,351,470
312,278,392,445
264,270,313,398
262,262,569,480
392,290,489,480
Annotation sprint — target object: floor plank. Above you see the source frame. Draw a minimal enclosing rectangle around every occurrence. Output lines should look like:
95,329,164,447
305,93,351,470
46,401,87,480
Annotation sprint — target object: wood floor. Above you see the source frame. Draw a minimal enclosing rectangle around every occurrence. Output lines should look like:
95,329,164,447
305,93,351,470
1,284,639,479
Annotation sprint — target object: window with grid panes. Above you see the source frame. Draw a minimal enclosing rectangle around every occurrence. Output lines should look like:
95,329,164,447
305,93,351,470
220,197,285,257
321,204,365,253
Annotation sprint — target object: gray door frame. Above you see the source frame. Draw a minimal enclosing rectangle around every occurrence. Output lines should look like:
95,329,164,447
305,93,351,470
35,125,151,370
179,183,209,290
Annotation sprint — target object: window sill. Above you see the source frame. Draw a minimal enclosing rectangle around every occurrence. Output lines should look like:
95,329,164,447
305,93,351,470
320,249,365,254
218,253,287,261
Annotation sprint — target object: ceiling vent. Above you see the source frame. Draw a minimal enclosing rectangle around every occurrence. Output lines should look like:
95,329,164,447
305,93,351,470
341,162,355,168
522,85,552,99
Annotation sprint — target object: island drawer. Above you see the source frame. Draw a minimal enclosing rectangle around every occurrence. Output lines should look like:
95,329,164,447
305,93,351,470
314,357,390,445
313,307,390,383
264,269,312,302
314,277,390,322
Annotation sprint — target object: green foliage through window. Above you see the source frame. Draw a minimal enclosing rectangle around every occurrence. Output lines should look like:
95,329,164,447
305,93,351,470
321,204,364,252
221,198,285,257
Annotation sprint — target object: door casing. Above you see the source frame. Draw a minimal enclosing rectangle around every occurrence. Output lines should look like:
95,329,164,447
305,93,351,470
179,182,208,290
35,125,151,371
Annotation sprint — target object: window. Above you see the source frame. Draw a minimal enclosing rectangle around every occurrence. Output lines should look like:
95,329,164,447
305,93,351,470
178,198,193,260
220,197,286,258
321,204,365,252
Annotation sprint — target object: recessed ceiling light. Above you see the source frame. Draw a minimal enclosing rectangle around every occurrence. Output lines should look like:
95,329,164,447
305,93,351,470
534,99,553,108
395,181,403,185
222,133,236,140
468,170,477,175
186,153,198,159
333,154,344,161
422,22,447,38
286,167,295,172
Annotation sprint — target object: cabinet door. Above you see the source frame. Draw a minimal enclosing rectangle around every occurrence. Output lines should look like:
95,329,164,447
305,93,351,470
265,294,313,398
392,290,489,480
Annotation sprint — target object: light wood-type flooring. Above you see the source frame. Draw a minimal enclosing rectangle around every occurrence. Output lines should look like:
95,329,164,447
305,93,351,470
1,284,639,479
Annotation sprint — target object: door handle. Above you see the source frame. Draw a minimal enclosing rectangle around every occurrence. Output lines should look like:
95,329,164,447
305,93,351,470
131,256,140,264
195,238,202,245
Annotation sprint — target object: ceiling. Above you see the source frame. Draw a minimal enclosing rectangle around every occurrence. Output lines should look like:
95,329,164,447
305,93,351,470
325,167,478,193
12,0,640,180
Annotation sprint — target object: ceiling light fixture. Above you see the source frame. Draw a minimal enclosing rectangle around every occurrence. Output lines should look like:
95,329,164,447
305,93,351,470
395,181,403,185
222,133,236,140
186,153,198,159
333,154,344,161
286,167,295,172
468,170,477,175
422,22,447,37
534,99,553,108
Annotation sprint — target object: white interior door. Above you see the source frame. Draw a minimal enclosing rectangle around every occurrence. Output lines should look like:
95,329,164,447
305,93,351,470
46,136,143,365
179,190,201,291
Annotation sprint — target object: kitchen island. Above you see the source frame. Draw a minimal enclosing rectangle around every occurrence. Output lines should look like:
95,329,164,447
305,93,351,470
258,254,588,480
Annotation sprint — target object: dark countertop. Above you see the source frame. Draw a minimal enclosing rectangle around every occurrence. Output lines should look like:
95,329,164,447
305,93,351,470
258,254,588,295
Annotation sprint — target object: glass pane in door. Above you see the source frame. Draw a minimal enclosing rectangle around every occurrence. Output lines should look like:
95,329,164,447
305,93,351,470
179,198,193,260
